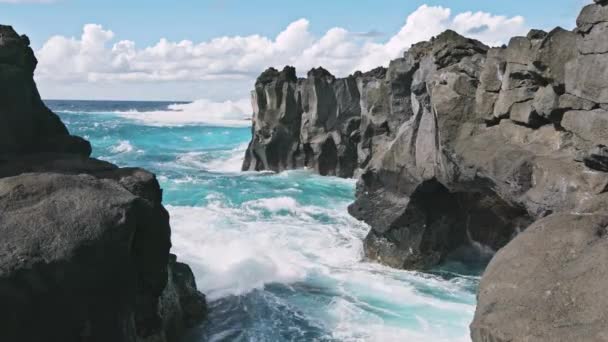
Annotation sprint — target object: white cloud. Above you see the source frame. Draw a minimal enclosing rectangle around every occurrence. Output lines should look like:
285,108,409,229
355,5,526,71
35,5,528,100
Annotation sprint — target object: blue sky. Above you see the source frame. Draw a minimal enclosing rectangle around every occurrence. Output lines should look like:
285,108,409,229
0,0,591,102
3,0,585,49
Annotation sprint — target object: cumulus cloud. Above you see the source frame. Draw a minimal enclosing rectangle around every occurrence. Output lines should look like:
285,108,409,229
355,5,526,71
36,5,527,94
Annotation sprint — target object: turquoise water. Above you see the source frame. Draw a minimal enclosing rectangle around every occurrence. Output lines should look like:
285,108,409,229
49,100,479,342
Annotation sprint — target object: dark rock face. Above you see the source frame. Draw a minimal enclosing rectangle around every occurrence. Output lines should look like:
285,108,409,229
0,25,91,157
242,66,361,177
0,26,205,342
244,2,608,340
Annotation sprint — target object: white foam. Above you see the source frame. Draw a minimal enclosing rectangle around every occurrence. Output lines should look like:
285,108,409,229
168,188,476,341
204,143,248,173
168,203,311,300
244,196,300,213
116,98,252,127
175,151,208,169
110,140,135,153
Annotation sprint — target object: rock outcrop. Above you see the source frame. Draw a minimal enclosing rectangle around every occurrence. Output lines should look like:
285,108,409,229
243,2,608,341
242,66,361,177
0,26,206,342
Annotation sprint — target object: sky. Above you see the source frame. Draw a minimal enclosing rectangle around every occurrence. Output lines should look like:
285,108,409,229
0,0,592,105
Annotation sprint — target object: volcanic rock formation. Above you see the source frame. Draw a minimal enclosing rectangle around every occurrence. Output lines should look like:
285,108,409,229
0,25,206,342
243,2,608,341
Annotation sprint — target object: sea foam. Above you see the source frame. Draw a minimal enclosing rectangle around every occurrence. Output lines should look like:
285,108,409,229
117,98,252,127
168,191,476,341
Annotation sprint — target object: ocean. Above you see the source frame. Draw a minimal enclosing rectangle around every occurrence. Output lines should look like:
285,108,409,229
47,99,479,342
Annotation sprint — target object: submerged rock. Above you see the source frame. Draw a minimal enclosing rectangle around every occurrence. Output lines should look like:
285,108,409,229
0,25,206,342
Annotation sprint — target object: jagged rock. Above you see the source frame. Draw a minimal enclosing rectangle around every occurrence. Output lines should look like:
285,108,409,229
478,48,505,93
566,54,608,104
510,100,542,126
533,85,559,119
475,48,505,121
505,36,535,65
469,4,608,340
577,2,608,28
242,66,301,173
584,144,608,172
493,86,537,118
534,28,577,83
562,109,608,146
155,255,207,342
0,25,90,157
0,26,206,342
566,4,608,104
559,93,597,111
526,29,547,40
243,4,608,339
578,22,608,54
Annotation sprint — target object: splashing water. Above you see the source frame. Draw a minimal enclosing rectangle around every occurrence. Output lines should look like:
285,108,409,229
49,99,479,342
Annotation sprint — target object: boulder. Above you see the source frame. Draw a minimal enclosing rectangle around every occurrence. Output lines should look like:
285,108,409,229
471,213,608,342
562,109,608,145
0,170,206,342
533,85,559,119
0,25,206,342
577,2,608,28
510,100,539,126
534,27,577,83
558,93,597,111
565,54,608,104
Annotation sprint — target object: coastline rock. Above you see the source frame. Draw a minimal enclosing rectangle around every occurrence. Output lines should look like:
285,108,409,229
0,25,90,157
242,66,361,177
471,213,608,342
244,2,608,271
244,2,608,340
0,25,206,342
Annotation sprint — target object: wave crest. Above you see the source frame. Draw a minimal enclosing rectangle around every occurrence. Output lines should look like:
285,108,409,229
118,98,251,127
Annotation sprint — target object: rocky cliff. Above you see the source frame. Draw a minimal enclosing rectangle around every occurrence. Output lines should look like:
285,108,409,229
244,1,608,341
0,25,206,342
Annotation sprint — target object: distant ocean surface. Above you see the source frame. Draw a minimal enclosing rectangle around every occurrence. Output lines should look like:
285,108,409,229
47,99,479,342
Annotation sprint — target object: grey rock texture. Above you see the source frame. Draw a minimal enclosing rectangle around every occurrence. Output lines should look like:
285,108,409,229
0,26,206,342
243,2,608,341
471,212,608,342
242,66,361,177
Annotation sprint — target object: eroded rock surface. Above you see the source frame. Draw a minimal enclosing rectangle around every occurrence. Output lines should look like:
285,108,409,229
0,25,206,342
243,2,608,341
